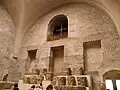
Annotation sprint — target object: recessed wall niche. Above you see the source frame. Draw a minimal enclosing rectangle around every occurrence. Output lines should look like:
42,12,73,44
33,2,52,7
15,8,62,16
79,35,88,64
83,40,102,72
28,49,37,61
25,49,38,73
49,46,64,75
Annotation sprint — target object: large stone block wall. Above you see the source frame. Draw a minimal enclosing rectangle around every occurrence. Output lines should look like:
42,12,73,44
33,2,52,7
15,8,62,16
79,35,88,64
0,5,15,81
23,3,118,46
19,3,120,90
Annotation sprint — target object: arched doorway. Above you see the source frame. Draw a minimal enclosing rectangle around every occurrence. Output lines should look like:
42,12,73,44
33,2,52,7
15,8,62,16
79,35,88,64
103,70,120,90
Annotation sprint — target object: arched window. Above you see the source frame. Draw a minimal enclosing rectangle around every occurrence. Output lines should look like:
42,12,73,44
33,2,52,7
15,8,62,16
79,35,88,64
47,15,68,41
103,70,120,90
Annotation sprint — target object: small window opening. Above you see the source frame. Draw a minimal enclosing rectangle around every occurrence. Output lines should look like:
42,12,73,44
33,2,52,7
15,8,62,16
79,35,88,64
47,15,68,41
28,49,37,61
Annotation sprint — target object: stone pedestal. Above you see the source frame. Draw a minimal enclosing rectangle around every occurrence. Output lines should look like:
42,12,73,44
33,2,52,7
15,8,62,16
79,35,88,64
0,81,14,90
54,86,88,90
54,75,92,90
67,76,76,86
62,68,72,75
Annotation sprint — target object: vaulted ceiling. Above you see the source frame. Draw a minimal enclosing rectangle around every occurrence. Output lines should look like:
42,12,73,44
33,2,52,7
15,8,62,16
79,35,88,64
0,0,120,33
0,0,120,54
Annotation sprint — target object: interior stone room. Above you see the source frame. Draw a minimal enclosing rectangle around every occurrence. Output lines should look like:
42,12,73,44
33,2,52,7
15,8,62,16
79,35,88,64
0,0,120,90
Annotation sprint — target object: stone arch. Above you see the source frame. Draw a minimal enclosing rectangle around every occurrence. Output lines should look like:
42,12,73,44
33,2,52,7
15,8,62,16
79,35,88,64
99,66,120,82
24,2,119,43
102,68,120,78
47,14,68,41
103,70,120,90
103,70,120,79
23,1,120,41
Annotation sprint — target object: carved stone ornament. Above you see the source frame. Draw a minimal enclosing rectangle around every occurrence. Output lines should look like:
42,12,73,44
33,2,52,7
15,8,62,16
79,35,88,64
35,69,40,75
26,77,31,84
2,74,8,81
54,86,69,90
99,83,106,90
69,87,86,90
23,75,44,84
58,77,66,86
62,68,72,75
46,72,53,81
0,82,14,89
52,76,57,85
43,68,47,74
54,86,62,90
72,67,84,75
79,67,84,75
37,75,44,83
54,86,86,90
77,77,88,87
67,76,76,86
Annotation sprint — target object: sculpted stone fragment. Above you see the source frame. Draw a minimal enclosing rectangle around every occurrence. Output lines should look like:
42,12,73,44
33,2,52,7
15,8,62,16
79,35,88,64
62,68,72,75
77,77,88,87
99,83,106,90
37,75,44,83
2,74,8,81
30,76,37,84
35,69,40,75
72,67,84,75
58,77,66,86
46,72,53,81
67,76,76,86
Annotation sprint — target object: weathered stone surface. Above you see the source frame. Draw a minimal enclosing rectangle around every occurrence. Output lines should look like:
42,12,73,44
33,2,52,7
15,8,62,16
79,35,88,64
0,2,118,90
54,86,86,90
67,76,76,86
99,83,106,90
18,3,120,90
0,5,15,81
58,77,66,86
62,68,72,75
77,77,88,87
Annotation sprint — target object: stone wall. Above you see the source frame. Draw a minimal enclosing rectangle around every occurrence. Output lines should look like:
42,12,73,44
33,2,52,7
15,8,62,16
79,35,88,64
19,3,120,90
0,5,15,81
